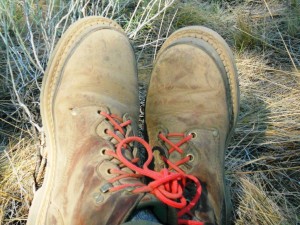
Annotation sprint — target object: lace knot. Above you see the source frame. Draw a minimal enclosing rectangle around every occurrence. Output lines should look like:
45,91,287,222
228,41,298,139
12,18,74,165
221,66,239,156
98,112,203,225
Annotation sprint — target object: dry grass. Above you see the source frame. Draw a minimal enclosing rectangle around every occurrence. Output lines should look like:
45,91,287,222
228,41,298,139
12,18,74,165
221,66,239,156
1,0,300,224
0,139,36,224
230,51,300,224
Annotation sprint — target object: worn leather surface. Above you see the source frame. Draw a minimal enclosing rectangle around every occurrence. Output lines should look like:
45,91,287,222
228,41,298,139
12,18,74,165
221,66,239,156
146,27,239,225
27,17,142,225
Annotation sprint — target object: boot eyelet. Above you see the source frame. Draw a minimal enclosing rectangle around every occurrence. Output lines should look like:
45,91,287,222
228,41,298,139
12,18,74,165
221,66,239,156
100,183,113,193
187,154,195,162
158,130,166,137
93,192,104,204
97,110,101,114
100,148,107,156
106,169,112,175
189,132,197,138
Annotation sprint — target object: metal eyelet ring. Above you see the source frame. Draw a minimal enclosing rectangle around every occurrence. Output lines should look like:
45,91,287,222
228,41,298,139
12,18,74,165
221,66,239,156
106,169,112,175
100,148,107,156
187,154,195,162
189,132,197,138
100,183,113,193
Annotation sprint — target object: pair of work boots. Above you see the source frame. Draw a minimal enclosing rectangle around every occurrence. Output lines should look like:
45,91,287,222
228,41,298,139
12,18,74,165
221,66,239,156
27,17,239,225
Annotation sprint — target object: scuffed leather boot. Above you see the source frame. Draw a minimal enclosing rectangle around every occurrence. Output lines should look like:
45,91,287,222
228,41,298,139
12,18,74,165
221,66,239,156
27,17,145,225
146,26,240,224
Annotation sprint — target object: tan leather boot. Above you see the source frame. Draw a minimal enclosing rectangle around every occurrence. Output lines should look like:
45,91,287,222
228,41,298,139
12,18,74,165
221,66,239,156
146,26,240,224
27,17,145,225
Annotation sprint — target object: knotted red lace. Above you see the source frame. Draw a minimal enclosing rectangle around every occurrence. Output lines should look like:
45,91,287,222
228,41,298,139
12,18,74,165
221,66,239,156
100,111,203,225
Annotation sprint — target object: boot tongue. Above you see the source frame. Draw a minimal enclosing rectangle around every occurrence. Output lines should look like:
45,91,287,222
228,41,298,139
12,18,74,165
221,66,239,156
151,146,167,172
134,193,178,225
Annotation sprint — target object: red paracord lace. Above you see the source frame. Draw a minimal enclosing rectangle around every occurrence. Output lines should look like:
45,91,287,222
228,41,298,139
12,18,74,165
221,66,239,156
100,111,203,225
